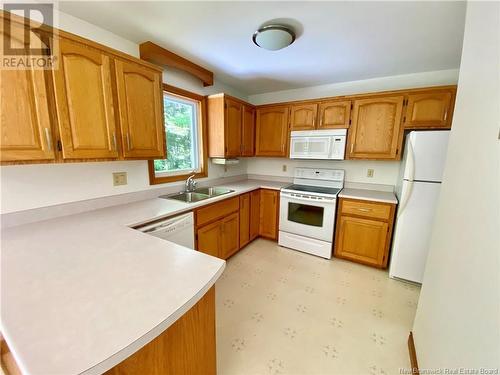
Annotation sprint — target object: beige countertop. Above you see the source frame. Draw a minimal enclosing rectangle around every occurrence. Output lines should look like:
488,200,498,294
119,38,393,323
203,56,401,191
339,188,398,204
0,179,287,375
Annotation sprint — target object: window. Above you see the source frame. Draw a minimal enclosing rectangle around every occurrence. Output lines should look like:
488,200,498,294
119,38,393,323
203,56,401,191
148,85,207,184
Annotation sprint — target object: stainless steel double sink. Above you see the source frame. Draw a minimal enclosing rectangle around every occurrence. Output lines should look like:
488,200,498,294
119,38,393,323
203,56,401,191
160,187,234,203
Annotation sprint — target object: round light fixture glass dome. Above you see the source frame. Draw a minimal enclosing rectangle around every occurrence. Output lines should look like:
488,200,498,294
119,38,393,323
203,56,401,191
252,25,296,51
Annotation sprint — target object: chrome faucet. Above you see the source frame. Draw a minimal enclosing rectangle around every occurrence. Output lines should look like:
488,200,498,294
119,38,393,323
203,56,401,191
185,174,197,192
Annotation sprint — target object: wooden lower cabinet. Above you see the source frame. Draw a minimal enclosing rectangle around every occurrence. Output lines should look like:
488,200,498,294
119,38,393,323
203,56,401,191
259,189,279,240
239,193,251,248
195,189,278,258
106,286,216,375
195,197,239,260
220,212,240,259
250,190,261,241
334,198,396,268
197,220,221,258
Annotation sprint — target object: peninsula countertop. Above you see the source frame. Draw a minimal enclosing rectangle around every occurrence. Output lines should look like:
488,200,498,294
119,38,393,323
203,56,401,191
0,179,287,375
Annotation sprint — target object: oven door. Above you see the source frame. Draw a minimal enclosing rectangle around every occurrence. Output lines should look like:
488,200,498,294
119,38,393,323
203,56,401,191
290,135,332,159
279,192,336,242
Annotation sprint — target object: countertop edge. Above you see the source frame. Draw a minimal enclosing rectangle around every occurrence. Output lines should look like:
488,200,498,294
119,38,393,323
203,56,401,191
80,261,226,375
338,193,398,204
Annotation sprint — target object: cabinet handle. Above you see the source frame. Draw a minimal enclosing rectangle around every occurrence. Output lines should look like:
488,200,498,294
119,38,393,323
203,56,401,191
44,128,52,151
350,143,354,154
126,133,132,151
443,109,448,121
112,132,117,151
357,208,371,212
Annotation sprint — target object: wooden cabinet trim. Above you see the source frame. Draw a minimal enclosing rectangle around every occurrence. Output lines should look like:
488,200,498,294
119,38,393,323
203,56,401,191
254,85,457,109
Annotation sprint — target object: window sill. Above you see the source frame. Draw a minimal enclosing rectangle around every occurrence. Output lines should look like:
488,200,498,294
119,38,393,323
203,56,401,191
148,161,207,185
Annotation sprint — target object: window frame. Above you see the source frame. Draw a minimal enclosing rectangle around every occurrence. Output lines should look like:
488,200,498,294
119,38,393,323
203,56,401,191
148,84,208,185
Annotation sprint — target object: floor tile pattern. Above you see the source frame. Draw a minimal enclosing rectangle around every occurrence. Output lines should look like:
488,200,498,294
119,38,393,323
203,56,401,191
216,239,420,375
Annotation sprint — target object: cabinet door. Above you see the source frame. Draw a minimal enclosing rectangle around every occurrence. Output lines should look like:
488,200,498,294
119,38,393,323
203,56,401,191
290,103,317,130
241,105,255,156
239,193,251,248
250,189,261,241
259,189,279,240
347,96,404,160
225,98,242,157
197,220,221,258
115,59,165,159
221,212,240,259
1,68,55,162
335,215,389,268
404,90,454,129
52,38,118,159
255,106,289,157
317,100,351,129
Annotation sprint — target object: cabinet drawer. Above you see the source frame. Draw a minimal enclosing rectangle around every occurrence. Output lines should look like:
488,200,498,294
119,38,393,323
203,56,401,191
341,199,392,220
196,196,239,227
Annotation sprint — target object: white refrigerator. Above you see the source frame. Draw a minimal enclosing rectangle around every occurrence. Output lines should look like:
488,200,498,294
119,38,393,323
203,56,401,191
389,131,450,284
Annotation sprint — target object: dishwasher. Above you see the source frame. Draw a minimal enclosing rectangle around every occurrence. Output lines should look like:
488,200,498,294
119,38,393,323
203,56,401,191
137,212,195,249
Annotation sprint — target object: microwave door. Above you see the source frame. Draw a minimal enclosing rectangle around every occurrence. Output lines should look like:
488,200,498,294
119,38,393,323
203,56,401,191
330,136,346,160
291,136,332,159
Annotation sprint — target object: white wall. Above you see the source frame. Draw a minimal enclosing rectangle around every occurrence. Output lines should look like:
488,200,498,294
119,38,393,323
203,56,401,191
412,2,500,370
247,158,399,186
0,10,248,214
248,69,459,105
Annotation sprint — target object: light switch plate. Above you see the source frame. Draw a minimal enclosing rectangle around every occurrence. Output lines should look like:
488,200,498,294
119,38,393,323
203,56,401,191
367,169,374,178
113,172,127,186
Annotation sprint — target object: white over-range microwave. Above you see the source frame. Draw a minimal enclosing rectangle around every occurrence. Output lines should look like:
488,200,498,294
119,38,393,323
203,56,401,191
289,129,347,160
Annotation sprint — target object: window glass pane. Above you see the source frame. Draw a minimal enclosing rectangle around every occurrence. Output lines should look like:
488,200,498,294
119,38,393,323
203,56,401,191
154,93,200,175
287,202,324,227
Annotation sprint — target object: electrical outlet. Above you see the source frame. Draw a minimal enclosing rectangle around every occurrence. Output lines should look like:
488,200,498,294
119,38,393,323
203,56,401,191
282,164,287,172
367,169,374,178
113,172,127,186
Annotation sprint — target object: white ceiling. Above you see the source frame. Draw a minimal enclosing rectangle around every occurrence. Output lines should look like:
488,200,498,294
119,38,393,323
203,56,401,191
59,1,466,95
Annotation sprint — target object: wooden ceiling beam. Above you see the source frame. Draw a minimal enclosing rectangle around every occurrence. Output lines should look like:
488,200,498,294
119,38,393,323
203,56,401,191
139,41,214,87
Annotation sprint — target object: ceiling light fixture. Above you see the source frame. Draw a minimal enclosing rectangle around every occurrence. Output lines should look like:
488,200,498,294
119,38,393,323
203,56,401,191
252,24,296,51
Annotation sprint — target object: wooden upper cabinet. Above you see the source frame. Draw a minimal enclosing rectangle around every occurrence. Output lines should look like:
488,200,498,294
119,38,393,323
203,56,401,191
404,88,455,129
255,106,289,157
347,96,404,160
259,189,279,240
0,20,55,162
207,94,255,158
290,103,317,131
241,105,255,156
1,68,55,162
115,59,165,159
317,100,351,129
225,98,242,157
52,38,118,159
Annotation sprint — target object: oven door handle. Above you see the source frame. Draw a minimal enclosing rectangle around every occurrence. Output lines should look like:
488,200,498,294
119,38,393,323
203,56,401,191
281,193,336,204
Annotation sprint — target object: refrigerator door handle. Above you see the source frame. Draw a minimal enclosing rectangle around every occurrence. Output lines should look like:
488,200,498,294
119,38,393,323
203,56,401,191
406,139,416,181
398,181,414,217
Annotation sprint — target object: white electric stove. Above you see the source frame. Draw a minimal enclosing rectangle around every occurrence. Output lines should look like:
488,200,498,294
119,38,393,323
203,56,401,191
279,168,344,259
